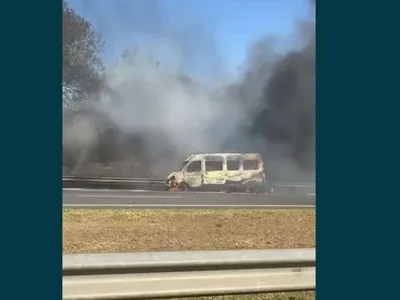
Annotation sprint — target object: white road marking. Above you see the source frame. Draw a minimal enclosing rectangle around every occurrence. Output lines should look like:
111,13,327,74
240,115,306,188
78,194,182,199
63,204,315,208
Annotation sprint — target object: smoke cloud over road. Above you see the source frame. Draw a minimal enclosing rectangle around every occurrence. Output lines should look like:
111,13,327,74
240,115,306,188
63,0,315,181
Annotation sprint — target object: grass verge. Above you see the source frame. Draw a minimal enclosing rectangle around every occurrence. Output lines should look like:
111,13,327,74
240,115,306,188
63,209,315,252
153,293,315,300
63,209,315,300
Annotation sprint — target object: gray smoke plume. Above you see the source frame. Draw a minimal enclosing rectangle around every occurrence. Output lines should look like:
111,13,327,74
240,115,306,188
63,0,315,181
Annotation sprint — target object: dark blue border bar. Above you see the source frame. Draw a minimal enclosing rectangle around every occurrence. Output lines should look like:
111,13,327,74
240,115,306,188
318,1,398,299
2,1,62,299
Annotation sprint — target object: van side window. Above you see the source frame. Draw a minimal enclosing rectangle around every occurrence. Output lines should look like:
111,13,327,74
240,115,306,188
243,159,259,170
205,160,223,171
227,160,240,170
186,161,202,172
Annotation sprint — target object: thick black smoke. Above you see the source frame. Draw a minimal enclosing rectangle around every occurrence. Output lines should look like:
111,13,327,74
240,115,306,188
235,4,315,177
251,35,315,171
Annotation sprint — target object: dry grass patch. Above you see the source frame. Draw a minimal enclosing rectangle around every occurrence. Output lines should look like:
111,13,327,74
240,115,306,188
160,292,315,300
63,209,315,253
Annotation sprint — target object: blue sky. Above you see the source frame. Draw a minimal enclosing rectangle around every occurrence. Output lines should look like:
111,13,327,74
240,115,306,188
67,0,310,77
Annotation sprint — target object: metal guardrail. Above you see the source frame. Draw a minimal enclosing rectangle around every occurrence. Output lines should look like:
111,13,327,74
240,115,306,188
63,248,315,299
272,182,315,188
269,182,315,196
63,176,163,182
62,175,315,195
62,176,166,190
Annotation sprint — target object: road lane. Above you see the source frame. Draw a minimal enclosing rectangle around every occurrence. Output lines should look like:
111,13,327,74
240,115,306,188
63,189,315,209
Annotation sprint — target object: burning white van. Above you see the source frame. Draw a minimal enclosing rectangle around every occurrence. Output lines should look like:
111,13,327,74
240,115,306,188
165,153,267,192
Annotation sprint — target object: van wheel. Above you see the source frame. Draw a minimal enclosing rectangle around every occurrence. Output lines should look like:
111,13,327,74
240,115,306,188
178,182,190,192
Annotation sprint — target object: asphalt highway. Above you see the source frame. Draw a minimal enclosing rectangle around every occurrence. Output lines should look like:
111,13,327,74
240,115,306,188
63,188,315,209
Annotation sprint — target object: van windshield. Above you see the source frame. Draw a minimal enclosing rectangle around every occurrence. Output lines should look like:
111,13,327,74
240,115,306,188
180,161,189,170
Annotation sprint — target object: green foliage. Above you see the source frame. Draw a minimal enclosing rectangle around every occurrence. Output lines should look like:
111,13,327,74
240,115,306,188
62,0,104,107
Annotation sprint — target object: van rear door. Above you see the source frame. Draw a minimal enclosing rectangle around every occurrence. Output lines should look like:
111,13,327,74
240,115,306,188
242,155,265,183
